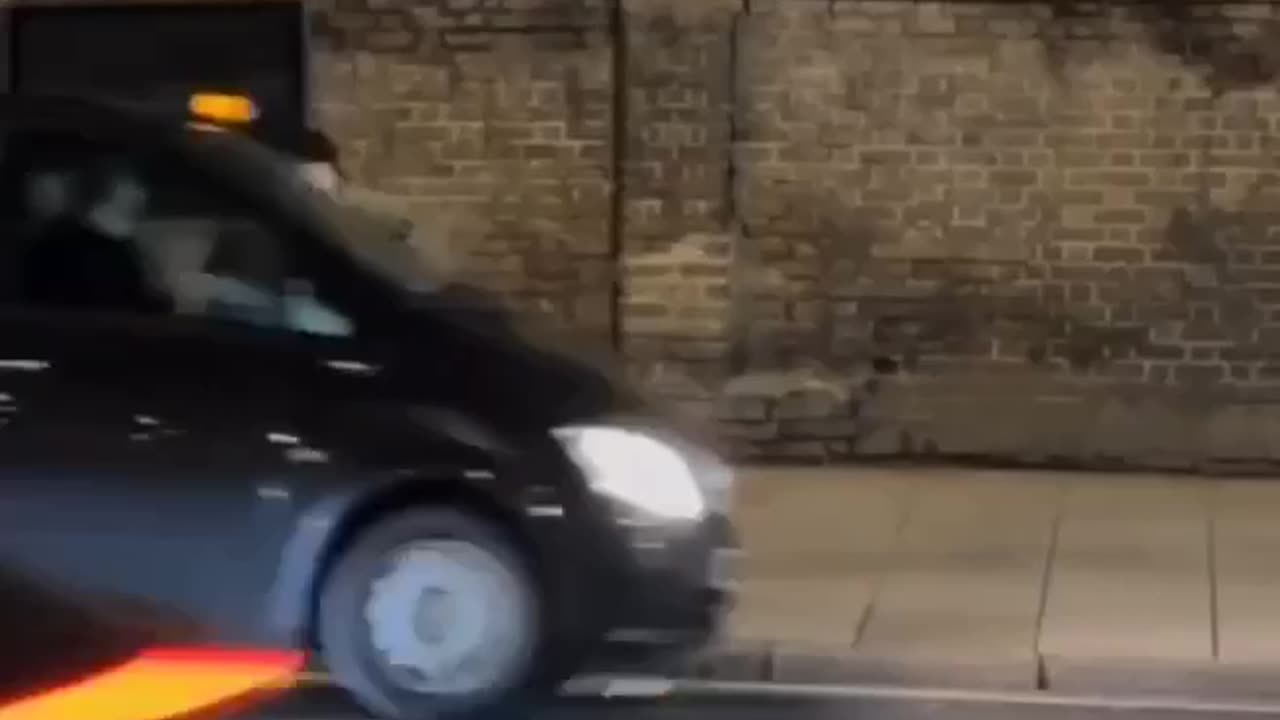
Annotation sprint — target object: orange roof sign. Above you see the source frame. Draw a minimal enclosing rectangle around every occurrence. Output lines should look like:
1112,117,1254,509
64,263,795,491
188,93,258,125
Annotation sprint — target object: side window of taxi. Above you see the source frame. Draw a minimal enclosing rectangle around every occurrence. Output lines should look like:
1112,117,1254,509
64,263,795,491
0,129,354,338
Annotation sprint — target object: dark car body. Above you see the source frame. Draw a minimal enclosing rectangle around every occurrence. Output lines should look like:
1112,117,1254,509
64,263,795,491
0,94,735,682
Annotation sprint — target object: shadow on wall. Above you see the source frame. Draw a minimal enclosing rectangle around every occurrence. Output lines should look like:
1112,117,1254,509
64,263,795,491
1037,1,1280,96
716,1,1280,467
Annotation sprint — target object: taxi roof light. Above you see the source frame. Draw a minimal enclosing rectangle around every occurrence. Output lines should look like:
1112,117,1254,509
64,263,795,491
188,93,258,125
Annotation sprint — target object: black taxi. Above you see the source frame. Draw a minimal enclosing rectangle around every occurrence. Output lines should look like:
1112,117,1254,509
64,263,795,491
0,93,737,720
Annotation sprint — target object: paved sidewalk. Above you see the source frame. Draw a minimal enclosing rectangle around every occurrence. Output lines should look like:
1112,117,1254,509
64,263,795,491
686,466,1280,700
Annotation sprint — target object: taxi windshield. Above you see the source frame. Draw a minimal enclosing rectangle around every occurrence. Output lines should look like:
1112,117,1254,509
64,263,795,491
183,128,449,296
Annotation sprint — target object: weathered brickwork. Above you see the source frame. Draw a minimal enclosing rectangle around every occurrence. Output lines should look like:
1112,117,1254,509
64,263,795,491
308,0,616,343
312,0,1280,469
616,0,739,414
718,1,1280,468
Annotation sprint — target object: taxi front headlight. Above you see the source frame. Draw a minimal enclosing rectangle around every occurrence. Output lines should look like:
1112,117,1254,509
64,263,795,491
552,425,706,521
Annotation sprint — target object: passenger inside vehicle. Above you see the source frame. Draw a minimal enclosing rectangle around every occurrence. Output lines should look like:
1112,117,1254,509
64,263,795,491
18,165,171,314
3,138,354,338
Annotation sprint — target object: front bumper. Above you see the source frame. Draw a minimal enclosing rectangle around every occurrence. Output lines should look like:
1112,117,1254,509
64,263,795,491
596,511,739,659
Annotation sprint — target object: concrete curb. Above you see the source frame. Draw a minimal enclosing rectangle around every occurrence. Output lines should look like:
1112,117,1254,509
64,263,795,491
1043,655,1280,701
771,649,1036,690
674,641,1035,690
681,640,772,681
673,643,1280,701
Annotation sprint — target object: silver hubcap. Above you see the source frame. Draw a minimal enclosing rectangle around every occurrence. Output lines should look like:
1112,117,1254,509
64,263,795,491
364,539,532,695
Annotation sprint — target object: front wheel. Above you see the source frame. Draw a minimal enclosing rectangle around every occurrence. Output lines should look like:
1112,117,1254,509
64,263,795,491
317,508,544,720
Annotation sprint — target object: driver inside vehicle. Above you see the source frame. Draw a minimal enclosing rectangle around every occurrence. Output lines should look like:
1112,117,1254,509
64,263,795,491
135,214,353,338
16,164,353,338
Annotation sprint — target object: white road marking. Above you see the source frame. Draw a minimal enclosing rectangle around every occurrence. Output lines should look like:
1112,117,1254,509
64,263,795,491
658,678,1280,715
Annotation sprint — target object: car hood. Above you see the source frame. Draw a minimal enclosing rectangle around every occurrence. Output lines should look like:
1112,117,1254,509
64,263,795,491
407,283,656,432
405,284,729,460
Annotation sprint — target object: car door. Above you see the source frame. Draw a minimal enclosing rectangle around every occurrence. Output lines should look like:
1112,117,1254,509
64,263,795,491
19,313,338,641
0,117,386,643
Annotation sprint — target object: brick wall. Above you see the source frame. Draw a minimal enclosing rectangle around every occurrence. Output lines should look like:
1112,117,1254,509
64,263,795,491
311,0,1280,470
718,1,1280,469
616,0,740,417
308,0,617,345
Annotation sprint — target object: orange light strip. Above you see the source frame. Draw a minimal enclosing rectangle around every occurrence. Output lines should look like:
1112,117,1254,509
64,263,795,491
188,93,258,125
0,647,304,720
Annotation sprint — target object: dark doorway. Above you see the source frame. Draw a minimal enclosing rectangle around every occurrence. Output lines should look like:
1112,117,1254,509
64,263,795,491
9,2,305,132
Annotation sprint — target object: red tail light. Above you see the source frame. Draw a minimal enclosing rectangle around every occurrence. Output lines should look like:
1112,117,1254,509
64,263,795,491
0,647,303,720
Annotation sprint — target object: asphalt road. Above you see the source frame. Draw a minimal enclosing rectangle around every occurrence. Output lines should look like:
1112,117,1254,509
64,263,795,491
242,684,1280,720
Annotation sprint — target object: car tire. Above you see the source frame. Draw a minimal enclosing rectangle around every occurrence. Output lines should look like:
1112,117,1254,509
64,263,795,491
318,507,545,720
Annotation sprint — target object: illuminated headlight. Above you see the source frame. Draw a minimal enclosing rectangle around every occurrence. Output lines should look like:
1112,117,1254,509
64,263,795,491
552,425,707,521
